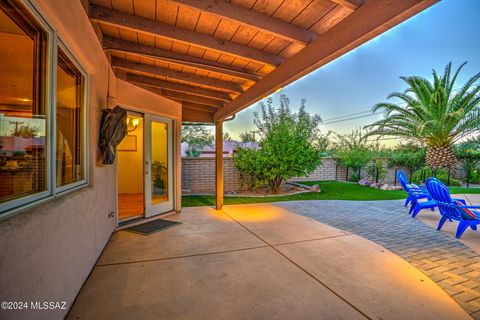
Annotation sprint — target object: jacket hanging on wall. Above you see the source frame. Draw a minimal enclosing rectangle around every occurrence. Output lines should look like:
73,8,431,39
98,106,127,164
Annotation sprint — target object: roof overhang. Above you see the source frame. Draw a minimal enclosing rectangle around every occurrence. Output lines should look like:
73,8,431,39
87,0,439,123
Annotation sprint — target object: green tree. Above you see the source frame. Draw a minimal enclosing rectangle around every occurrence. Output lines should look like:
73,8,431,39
454,137,480,172
223,132,233,141
333,128,374,182
365,62,480,170
233,147,261,190
181,125,213,157
239,131,256,142
234,94,324,193
387,143,426,171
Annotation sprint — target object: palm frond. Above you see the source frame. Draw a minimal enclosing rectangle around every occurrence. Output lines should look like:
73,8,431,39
367,62,480,148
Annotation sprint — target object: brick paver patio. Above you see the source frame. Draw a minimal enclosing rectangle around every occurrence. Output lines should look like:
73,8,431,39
278,199,480,319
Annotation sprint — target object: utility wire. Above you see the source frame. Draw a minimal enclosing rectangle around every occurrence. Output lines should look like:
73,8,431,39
319,81,480,126
321,113,384,125
320,110,372,122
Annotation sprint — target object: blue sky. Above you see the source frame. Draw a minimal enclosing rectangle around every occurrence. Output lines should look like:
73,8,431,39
224,0,480,143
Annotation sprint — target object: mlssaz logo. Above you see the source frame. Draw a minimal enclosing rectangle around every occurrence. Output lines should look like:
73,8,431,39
30,301,67,310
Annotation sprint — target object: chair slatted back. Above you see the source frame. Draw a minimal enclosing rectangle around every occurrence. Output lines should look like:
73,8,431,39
426,178,462,221
397,170,410,192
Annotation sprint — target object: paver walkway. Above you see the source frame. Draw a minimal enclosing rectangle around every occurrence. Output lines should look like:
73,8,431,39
278,199,480,319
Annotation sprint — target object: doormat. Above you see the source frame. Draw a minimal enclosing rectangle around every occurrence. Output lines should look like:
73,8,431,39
123,219,181,236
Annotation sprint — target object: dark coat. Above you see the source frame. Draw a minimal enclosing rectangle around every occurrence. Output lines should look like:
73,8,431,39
98,106,127,164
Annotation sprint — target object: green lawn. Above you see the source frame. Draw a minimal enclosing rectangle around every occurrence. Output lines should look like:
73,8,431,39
182,181,480,207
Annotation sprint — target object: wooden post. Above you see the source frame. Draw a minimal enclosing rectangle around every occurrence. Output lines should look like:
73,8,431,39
215,121,224,210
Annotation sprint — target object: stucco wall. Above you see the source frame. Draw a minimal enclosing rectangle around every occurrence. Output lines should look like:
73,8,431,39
0,1,181,319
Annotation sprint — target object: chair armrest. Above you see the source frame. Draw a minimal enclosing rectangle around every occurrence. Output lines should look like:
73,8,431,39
462,205,480,209
453,198,467,205
410,190,429,196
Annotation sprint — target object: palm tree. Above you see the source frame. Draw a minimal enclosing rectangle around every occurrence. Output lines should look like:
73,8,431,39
365,62,480,170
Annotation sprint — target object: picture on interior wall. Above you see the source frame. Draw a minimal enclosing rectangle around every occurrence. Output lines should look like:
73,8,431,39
118,135,137,151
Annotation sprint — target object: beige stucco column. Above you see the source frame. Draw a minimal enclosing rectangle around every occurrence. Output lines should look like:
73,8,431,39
215,120,223,210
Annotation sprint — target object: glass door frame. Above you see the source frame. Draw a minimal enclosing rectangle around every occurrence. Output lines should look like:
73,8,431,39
115,111,176,226
144,114,174,217
115,110,145,225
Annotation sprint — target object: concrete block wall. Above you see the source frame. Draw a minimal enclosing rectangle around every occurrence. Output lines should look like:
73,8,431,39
289,157,339,181
181,158,241,194
181,156,466,194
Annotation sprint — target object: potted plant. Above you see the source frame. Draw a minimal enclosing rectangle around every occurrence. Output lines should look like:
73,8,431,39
151,161,167,195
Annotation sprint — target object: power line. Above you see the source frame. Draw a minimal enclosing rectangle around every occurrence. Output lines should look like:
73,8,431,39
321,110,372,122
319,81,480,126
321,113,383,125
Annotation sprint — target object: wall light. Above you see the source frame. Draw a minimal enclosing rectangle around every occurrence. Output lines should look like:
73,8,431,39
127,117,140,132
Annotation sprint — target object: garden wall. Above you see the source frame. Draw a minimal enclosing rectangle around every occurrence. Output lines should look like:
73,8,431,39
181,158,241,194
181,157,466,194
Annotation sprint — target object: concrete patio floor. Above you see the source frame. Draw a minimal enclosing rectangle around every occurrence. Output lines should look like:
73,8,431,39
68,204,471,320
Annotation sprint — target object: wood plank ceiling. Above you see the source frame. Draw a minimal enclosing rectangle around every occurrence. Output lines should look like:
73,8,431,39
87,0,439,123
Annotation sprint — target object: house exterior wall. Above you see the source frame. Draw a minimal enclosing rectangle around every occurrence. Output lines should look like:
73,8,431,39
0,1,181,320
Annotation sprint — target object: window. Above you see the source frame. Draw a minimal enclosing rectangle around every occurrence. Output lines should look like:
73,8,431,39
0,0,48,204
56,48,85,187
0,0,88,216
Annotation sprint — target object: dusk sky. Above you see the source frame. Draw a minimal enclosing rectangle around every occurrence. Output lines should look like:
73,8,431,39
223,0,480,144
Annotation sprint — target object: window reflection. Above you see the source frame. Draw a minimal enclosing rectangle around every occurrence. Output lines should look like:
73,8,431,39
0,1,47,203
56,50,84,187
151,121,168,205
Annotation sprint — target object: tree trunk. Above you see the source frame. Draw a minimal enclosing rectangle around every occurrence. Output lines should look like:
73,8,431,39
271,177,282,194
425,145,457,172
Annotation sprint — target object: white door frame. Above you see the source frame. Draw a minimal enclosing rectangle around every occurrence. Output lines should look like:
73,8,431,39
144,114,174,217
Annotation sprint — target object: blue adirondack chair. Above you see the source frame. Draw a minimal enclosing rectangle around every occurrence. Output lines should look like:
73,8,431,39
426,178,479,239
397,170,436,217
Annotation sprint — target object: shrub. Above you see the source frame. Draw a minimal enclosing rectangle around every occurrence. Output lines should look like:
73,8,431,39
366,159,388,183
454,138,480,171
234,95,324,193
234,147,260,190
348,172,360,182
411,167,461,186
334,128,374,179
387,143,426,170
465,169,480,184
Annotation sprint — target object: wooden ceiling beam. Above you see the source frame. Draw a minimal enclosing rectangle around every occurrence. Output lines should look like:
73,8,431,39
90,4,284,67
160,90,225,108
182,101,220,113
329,0,364,10
182,108,214,123
169,0,317,45
139,85,225,108
111,57,243,94
125,73,232,102
103,37,261,82
213,0,439,122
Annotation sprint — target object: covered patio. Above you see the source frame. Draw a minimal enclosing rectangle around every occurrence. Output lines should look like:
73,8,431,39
0,1,450,319
67,202,473,319
88,0,440,209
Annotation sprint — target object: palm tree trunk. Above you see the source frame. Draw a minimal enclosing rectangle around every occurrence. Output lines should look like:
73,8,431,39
425,145,457,172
